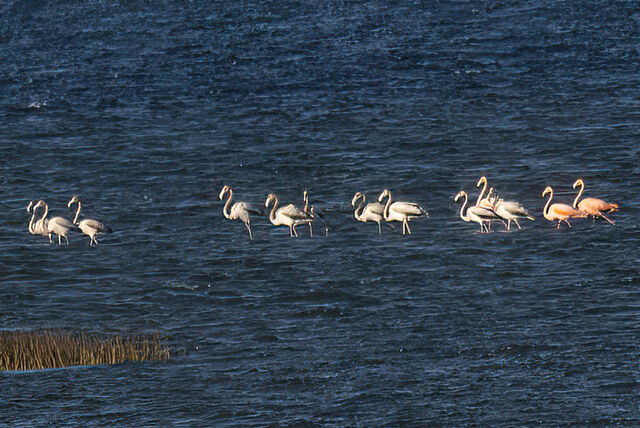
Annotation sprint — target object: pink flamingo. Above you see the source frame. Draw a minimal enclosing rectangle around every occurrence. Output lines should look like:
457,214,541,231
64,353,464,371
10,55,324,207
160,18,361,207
542,186,586,229
572,179,618,225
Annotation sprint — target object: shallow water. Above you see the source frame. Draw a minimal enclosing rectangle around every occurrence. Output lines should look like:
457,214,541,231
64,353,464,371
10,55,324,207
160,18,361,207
1,0,640,425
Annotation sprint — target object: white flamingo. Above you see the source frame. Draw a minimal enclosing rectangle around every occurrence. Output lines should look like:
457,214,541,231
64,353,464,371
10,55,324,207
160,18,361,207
265,193,312,237
377,189,428,235
34,200,77,245
454,190,504,233
27,199,49,238
219,185,262,240
302,190,328,237
67,195,112,246
351,192,388,234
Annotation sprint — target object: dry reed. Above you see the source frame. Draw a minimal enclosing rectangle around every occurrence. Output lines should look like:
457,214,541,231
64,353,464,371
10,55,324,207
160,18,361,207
0,329,170,371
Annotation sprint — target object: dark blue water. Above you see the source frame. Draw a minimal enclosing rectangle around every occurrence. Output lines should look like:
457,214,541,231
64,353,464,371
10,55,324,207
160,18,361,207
2,0,640,424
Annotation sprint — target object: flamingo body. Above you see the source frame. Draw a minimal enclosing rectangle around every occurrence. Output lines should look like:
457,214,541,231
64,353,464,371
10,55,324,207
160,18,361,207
542,186,586,229
68,195,112,245
572,179,618,225
494,200,534,231
377,189,428,235
219,185,261,239
265,194,312,237
455,191,503,233
352,192,386,234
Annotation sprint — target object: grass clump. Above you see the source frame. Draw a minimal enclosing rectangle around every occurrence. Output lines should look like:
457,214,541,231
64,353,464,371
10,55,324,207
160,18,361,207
0,328,170,371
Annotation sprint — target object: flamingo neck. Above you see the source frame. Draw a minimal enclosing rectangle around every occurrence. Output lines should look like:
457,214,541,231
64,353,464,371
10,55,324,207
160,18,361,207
37,203,49,231
268,197,278,222
354,196,365,220
222,190,233,219
476,181,487,206
573,182,584,208
543,190,553,219
303,194,309,213
72,200,82,224
459,193,470,221
28,209,37,234
383,193,392,220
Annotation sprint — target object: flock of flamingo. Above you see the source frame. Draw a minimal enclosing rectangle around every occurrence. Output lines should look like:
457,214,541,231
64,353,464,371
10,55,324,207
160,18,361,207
219,177,618,240
26,177,618,245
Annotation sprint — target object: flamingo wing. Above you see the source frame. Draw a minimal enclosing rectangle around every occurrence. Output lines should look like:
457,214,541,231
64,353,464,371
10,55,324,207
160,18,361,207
551,204,583,217
468,206,501,220
390,202,427,216
278,204,309,220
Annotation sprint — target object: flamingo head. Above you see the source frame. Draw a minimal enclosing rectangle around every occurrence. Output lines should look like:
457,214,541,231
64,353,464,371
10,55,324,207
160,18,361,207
542,186,553,197
476,176,487,188
67,195,80,208
454,191,466,202
377,189,390,202
34,200,46,210
572,178,584,189
265,193,277,207
26,200,37,213
218,185,230,200
351,192,363,207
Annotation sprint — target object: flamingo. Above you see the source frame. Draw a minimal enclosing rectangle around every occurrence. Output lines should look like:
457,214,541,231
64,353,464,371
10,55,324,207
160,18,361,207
377,189,428,235
67,195,112,245
265,193,312,237
492,198,535,231
542,186,586,229
34,200,77,245
27,200,49,237
351,192,389,234
302,190,328,237
487,186,534,231
475,177,495,209
572,179,618,226
454,191,504,233
219,185,262,240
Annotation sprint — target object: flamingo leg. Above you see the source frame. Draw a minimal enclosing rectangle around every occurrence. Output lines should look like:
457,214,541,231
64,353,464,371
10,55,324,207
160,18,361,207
292,224,299,237
514,219,521,230
598,213,616,226
405,221,412,235
377,221,382,234
245,222,253,240
506,220,511,231
308,223,313,238
48,233,53,244
564,219,572,228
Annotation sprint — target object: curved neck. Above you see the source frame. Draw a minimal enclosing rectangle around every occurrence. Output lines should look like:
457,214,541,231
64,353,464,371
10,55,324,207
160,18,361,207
476,181,487,206
222,190,233,219
354,196,365,220
573,182,584,208
459,193,470,221
383,193,392,220
28,209,38,234
268,196,278,221
543,190,553,218
72,200,82,224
